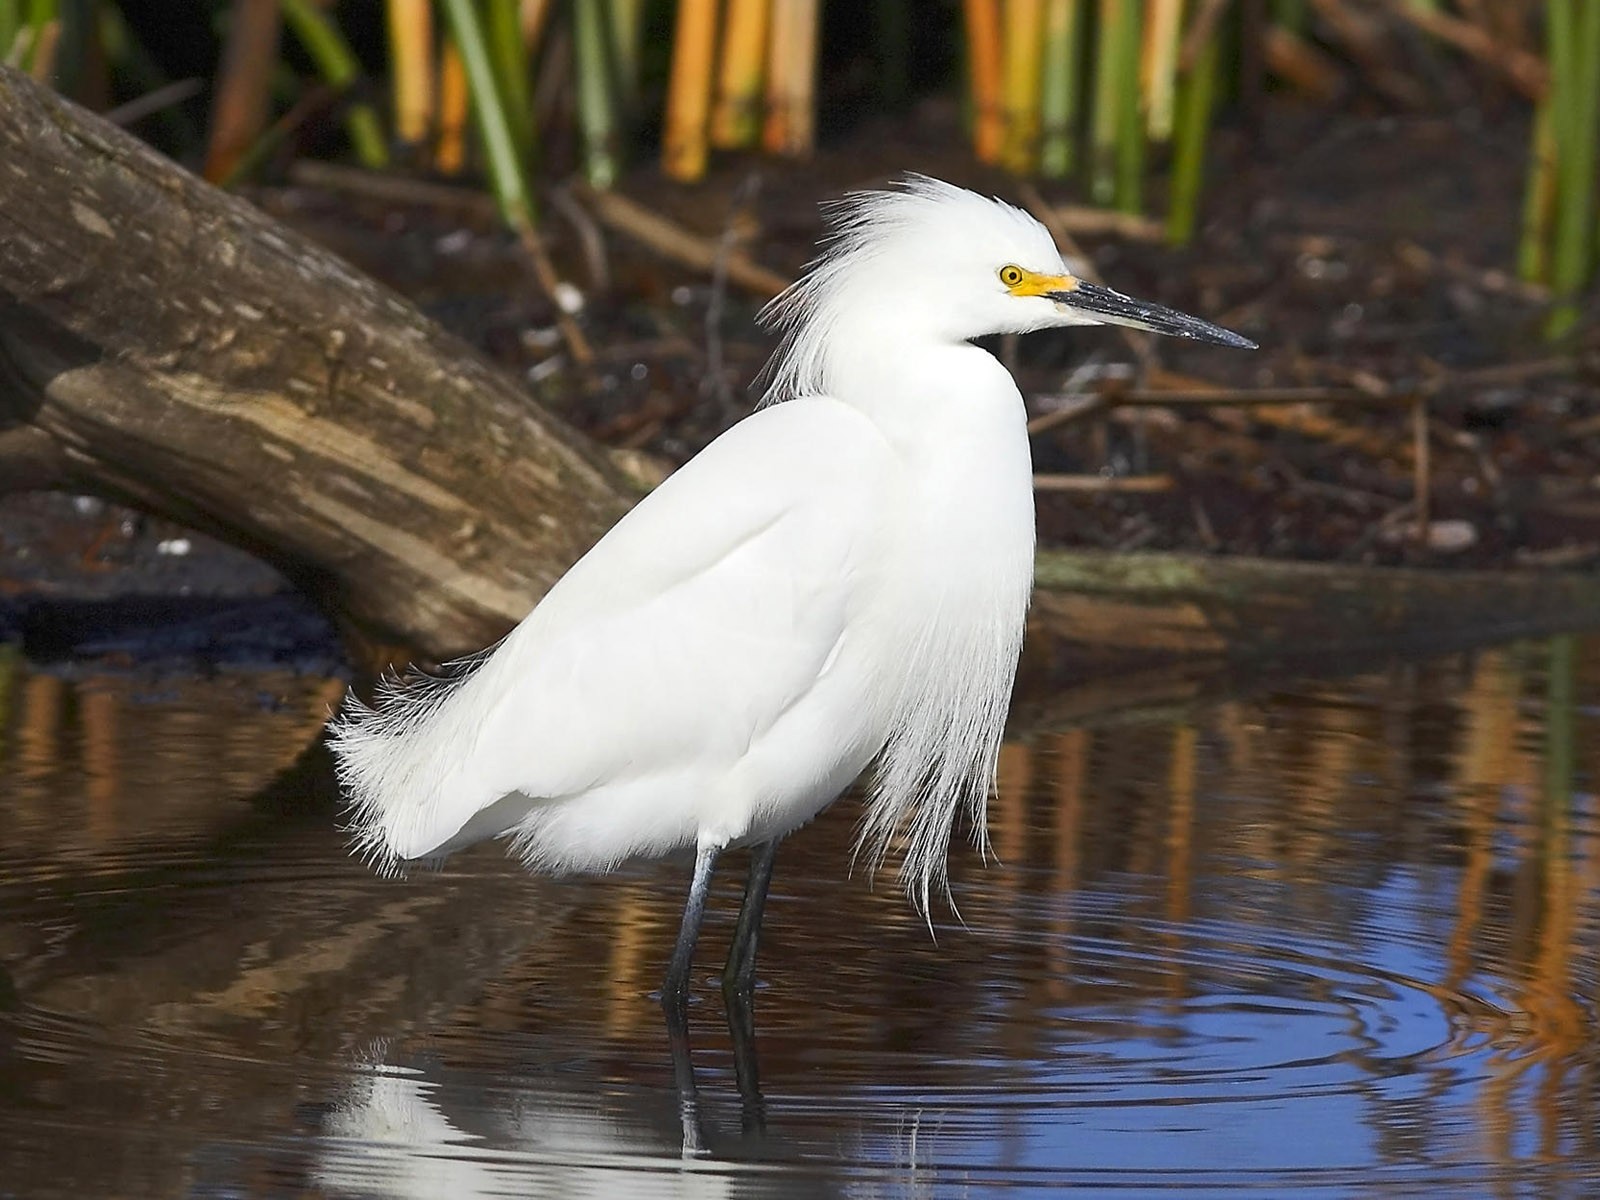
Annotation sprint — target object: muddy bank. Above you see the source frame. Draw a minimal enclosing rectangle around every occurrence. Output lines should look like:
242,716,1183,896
0,493,338,671
250,99,1600,570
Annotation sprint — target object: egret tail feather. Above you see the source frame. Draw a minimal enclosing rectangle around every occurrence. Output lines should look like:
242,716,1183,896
328,643,505,871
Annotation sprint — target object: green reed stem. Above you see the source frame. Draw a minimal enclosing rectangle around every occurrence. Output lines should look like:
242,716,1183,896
573,0,618,188
1519,96,1555,284
440,0,533,226
1090,0,1122,204
608,0,645,108
1547,0,1600,337
25,0,54,32
484,0,532,160
1547,0,1576,165
21,0,55,77
1039,0,1081,178
0,1,17,67
1167,28,1219,246
279,0,388,169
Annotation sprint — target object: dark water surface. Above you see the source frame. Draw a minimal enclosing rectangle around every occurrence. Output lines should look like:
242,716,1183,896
2,635,1599,1197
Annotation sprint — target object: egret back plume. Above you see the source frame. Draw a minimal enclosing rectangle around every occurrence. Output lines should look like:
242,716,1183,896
854,556,1029,916
756,183,1039,914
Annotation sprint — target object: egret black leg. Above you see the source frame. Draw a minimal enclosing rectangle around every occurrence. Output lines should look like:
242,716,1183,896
726,986,768,1135
665,1004,707,1157
722,838,779,997
662,844,719,1014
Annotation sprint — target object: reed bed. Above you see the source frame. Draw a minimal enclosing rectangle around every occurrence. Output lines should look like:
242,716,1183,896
1523,0,1600,336
3,1,1593,306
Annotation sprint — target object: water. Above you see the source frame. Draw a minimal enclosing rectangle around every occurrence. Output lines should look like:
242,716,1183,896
1,636,1598,1197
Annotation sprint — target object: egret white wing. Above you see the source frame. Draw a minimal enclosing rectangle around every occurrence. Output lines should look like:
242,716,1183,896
334,398,901,865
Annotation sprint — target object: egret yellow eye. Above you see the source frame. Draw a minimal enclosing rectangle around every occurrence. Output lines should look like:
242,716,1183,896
999,265,1026,288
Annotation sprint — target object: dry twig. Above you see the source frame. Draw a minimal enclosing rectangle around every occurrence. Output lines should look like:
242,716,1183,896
1383,0,1546,100
580,185,791,298
1034,473,1176,493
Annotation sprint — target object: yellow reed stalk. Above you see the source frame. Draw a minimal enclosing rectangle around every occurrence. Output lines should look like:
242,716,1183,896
1000,0,1046,172
763,0,820,157
712,0,769,148
964,0,1004,162
1143,0,1182,141
662,0,718,180
435,39,469,175
386,0,435,148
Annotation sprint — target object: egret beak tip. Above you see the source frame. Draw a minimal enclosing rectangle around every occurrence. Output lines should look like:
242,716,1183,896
1051,281,1257,350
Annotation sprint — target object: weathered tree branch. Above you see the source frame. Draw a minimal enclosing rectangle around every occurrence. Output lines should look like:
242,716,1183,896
0,64,636,662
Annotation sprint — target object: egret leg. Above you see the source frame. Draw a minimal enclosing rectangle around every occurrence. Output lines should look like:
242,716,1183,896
726,987,767,1136
664,1004,707,1157
722,838,779,997
662,844,720,1013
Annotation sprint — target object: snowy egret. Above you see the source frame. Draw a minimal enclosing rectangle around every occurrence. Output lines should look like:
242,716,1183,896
329,175,1254,1009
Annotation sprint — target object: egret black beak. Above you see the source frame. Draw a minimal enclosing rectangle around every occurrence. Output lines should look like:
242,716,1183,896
1050,281,1257,349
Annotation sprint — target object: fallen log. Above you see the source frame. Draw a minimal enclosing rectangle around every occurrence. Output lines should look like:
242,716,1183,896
0,64,637,663
1031,550,1600,663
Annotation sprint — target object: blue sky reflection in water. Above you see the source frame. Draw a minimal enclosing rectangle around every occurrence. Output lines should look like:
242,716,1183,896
0,634,1596,1197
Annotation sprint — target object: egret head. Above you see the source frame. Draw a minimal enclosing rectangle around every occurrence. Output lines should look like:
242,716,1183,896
761,175,1253,403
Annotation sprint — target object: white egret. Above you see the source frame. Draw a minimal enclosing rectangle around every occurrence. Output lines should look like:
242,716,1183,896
329,175,1254,1008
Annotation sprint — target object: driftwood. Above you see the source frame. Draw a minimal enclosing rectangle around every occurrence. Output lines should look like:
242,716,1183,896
0,64,636,662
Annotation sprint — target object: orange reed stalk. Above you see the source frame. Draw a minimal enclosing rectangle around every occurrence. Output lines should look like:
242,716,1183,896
203,0,281,182
663,0,719,180
763,0,819,157
964,0,1004,162
435,39,470,175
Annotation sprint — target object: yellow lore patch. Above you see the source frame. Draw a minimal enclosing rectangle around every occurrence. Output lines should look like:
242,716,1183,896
1001,265,1079,298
